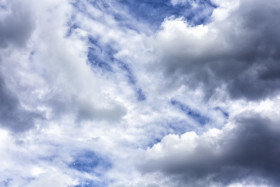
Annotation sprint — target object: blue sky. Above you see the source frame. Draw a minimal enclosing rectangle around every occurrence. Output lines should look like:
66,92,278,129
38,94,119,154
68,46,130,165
0,0,280,186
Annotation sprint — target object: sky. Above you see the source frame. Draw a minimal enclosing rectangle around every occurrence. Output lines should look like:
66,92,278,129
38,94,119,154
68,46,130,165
0,0,280,186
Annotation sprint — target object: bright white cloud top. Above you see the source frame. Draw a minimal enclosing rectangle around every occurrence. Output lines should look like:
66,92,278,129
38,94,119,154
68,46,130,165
0,0,280,186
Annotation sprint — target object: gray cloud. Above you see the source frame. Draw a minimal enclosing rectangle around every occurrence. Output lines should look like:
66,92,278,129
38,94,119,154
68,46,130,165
138,113,280,186
0,0,34,48
0,73,41,132
45,93,127,122
154,0,280,100
0,0,38,132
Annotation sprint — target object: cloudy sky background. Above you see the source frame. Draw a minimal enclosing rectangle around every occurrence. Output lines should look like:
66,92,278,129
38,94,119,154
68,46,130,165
1,0,280,186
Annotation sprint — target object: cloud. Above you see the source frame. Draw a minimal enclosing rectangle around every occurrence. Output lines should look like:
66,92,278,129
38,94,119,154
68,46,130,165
0,0,34,48
0,74,41,132
27,170,76,187
0,0,40,132
152,0,280,100
137,113,280,186
0,0,279,186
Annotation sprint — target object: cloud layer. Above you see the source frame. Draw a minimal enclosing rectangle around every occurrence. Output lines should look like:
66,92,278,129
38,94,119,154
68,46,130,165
0,0,280,186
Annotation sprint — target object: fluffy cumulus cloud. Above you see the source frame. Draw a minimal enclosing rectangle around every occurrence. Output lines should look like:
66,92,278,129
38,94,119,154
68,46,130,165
0,0,280,186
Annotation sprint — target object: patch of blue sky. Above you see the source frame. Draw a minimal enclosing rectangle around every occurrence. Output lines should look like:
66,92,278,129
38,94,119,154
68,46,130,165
71,0,101,24
87,47,113,72
0,178,12,187
87,36,147,101
69,150,112,174
72,0,216,32
116,60,136,85
70,0,86,15
71,0,129,32
87,37,114,72
114,60,147,101
86,0,111,10
144,119,193,148
116,0,216,28
73,179,109,187
88,36,116,57
115,60,136,85
167,120,194,134
214,106,229,118
86,0,148,32
115,60,147,101
116,60,146,101
66,22,79,37
171,99,210,125
146,137,162,148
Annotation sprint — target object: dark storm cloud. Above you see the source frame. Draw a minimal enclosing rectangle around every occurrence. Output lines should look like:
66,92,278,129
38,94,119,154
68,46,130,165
138,113,280,186
157,0,280,100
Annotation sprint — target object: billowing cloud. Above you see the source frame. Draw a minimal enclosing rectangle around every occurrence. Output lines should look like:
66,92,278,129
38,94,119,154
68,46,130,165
138,113,280,186
152,0,280,100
